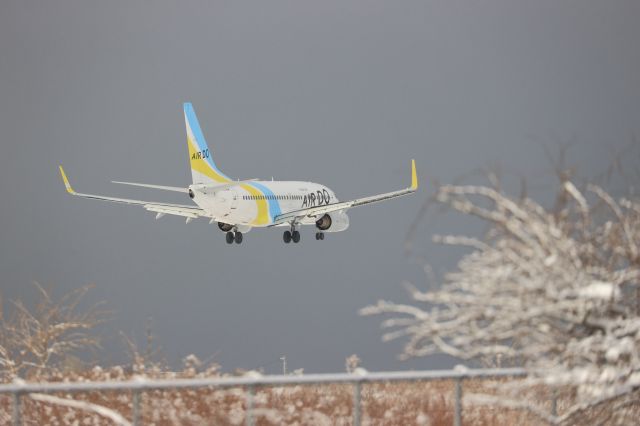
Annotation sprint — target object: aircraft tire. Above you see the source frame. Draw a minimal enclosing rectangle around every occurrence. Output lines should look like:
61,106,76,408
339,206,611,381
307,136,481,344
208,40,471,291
283,230,292,243
292,230,301,243
225,232,234,244
319,232,324,240
234,232,243,244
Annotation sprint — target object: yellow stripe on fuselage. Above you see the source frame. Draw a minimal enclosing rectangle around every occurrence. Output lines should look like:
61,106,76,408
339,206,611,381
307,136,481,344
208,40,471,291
240,184,270,225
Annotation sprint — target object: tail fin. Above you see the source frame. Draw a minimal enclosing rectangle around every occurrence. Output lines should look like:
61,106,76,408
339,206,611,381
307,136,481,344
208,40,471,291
184,102,231,184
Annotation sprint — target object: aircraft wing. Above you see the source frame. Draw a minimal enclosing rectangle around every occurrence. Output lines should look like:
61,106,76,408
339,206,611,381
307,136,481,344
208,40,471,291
59,166,208,219
272,159,418,225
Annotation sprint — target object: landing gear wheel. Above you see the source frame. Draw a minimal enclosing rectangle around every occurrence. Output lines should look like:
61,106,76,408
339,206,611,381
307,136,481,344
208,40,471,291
320,233,324,240
316,232,324,240
234,232,243,244
283,230,292,243
292,230,301,243
225,232,234,244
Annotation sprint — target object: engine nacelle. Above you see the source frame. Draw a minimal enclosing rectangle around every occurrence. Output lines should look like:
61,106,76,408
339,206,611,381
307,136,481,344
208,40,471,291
218,222,233,232
315,212,349,232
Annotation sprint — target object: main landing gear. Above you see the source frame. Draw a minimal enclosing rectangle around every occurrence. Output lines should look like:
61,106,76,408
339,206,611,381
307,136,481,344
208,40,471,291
283,227,325,244
283,230,300,244
225,231,243,244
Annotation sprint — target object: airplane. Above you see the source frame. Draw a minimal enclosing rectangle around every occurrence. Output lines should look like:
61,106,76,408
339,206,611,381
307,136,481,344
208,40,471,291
59,102,418,244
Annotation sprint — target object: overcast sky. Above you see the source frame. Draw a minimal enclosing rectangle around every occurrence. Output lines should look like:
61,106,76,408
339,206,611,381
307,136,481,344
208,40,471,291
1,0,639,373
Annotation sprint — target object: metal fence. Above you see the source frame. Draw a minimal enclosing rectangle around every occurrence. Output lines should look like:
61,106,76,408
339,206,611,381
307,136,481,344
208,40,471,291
0,367,528,426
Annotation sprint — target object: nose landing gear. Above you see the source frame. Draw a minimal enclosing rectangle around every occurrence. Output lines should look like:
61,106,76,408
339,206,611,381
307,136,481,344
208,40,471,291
315,232,324,240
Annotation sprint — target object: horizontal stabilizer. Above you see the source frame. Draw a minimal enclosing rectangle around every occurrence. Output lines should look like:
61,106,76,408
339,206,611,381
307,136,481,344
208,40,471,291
112,181,187,193
191,179,260,193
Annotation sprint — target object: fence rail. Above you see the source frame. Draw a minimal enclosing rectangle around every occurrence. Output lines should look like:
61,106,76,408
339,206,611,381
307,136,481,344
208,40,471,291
0,367,528,426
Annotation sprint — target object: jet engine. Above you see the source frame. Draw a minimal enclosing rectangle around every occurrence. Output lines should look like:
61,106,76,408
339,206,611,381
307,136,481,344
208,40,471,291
315,212,349,232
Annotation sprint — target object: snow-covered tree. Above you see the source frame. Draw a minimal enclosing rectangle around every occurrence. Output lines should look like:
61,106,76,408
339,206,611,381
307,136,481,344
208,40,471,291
362,180,640,424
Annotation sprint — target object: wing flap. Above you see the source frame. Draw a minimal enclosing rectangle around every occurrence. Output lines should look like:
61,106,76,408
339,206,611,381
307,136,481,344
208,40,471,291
144,204,202,219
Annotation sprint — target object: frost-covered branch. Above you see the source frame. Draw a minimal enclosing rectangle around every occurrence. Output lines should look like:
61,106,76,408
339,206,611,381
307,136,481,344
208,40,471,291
362,181,640,421
30,393,131,426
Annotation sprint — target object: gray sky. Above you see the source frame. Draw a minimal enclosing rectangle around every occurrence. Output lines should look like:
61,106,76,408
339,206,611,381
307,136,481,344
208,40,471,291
1,0,638,373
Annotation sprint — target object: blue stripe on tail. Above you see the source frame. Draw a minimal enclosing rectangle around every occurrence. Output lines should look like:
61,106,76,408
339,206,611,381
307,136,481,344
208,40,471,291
184,102,230,180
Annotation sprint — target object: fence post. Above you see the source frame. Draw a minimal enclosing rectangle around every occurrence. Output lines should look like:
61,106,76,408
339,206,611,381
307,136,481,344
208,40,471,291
454,377,463,426
353,381,361,426
246,385,255,426
132,390,141,426
12,392,21,426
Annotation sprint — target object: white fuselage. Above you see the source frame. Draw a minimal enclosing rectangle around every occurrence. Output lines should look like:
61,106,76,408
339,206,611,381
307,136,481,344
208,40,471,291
189,180,349,231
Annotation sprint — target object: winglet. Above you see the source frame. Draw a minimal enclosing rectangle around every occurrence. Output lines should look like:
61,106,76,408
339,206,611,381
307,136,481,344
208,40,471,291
410,159,418,190
59,165,76,194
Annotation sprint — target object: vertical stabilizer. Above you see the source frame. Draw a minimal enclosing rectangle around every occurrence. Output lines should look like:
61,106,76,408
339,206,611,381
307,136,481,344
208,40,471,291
184,102,231,184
